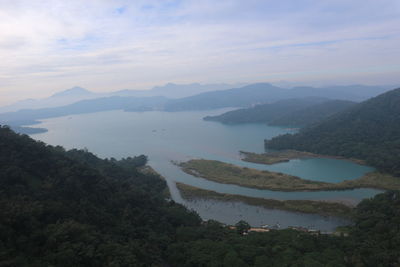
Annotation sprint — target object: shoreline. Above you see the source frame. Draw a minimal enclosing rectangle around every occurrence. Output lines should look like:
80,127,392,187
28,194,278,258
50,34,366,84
176,183,354,218
178,159,400,192
240,150,366,166
139,165,171,199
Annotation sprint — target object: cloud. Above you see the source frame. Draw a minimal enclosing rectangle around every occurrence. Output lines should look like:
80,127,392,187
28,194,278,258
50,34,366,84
0,0,399,104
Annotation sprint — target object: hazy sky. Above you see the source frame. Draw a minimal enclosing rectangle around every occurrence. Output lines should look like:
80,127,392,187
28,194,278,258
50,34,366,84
0,0,399,105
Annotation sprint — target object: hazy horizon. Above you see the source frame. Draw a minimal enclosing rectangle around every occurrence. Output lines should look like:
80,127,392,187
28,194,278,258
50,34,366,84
1,0,399,105
2,81,398,108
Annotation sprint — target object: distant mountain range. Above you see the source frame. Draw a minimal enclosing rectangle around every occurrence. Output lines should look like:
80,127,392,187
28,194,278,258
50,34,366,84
164,83,284,111
0,96,167,133
0,83,242,113
50,86,95,98
266,87,400,176
112,82,245,98
0,86,100,113
0,82,394,134
0,82,390,114
283,85,390,101
164,83,390,111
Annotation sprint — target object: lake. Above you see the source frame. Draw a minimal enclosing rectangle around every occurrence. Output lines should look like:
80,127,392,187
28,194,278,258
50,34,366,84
30,109,380,231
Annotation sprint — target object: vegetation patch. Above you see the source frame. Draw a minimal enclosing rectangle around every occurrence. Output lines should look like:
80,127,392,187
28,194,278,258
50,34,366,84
338,172,400,191
179,159,331,191
241,150,321,165
240,150,365,165
177,183,354,218
0,126,202,266
138,165,171,198
179,159,400,191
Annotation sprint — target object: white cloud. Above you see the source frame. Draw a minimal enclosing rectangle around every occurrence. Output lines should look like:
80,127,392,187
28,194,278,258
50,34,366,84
0,0,399,105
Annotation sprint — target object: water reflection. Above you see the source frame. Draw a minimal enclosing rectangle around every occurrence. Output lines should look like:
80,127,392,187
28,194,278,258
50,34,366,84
184,199,350,231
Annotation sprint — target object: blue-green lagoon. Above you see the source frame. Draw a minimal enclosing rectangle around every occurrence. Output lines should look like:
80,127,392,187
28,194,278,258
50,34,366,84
30,109,380,231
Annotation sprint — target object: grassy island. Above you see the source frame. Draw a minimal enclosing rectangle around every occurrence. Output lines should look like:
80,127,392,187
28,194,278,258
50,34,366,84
176,183,354,218
179,159,400,191
240,150,319,164
240,150,366,165
179,159,330,191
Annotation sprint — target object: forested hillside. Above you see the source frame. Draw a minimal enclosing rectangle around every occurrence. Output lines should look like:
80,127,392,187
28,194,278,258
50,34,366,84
0,96,167,128
204,97,327,124
270,100,356,127
266,88,400,176
164,83,284,111
1,126,400,266
204,98,355,127
164,83,388,112
0,126,200,266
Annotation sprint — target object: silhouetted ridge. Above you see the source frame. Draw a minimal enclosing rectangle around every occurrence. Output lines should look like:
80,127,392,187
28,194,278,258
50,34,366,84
51,86,93,98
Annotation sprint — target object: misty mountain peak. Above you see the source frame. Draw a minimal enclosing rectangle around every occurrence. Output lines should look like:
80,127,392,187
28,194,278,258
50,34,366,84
51,86,93,98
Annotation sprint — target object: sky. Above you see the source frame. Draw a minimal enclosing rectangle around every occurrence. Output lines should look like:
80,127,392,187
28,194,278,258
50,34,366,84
0,0,399,105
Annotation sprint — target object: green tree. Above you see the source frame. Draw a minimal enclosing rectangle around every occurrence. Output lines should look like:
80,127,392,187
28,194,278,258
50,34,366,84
235,220,250,234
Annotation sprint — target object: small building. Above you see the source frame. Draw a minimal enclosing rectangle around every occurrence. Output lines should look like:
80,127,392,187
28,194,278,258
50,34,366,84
248,227,270,233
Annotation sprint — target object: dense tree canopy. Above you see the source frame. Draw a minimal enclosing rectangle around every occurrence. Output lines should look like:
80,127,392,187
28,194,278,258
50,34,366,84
266,88,400,176
204,98,355,127
0,125,201,266
167,191,400,267
270,100,356,127
1,125,400,266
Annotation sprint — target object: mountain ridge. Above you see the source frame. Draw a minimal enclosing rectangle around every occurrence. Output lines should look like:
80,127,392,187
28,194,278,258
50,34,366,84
0,96,168,129
203,97,332,125
51,86,94,98
164,83,390,111
0,83,243,113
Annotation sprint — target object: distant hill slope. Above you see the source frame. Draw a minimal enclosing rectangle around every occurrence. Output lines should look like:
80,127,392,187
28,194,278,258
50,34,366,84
204,97,330,124
266,87,400,176
270,100,356,127
115,82,245,98
0,83,242,113
0,87,101,113
164,83,285,111
286,84,390,102
0,96,167,128
164,83,390,111
50,86,94,98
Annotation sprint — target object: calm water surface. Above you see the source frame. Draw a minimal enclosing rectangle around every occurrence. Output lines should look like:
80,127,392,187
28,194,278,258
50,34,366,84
30,109,380,230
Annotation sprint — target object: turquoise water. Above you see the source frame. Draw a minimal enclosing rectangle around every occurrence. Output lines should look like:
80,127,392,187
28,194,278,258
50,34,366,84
30,109,381,230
